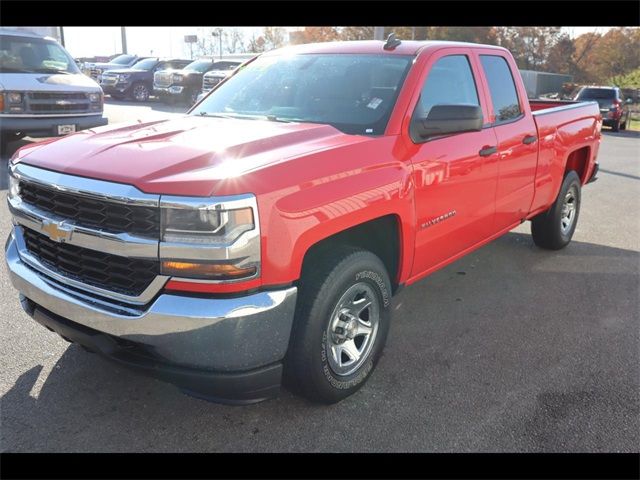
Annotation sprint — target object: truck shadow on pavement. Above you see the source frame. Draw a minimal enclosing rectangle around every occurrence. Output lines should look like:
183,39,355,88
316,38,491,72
2,232,639,452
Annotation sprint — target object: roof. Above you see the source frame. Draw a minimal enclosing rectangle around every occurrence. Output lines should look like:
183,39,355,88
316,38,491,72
264,40,509,56
0,28,53,40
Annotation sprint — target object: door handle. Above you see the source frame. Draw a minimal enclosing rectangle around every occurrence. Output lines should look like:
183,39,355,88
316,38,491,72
479,146,497,157
523,135,537,145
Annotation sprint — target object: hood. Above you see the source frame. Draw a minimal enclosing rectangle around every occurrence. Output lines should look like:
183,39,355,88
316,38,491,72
16,115,366,197
0,72,102,92
89,62,128,69
102,68,147,75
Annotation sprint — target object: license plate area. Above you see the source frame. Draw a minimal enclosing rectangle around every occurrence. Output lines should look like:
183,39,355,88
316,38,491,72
57,124,76,135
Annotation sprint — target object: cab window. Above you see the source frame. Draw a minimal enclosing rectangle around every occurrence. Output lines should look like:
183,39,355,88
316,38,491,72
414,55,480,119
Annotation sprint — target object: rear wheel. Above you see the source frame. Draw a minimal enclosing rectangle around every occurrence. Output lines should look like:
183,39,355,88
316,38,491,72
620,119,627,130
285,247,392,404
531,171,581,250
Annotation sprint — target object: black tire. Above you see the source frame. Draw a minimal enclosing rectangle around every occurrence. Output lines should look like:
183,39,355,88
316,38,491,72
620,119,627,130
187,90,199,106
611,119,620,132
531,170,581,250
130,82,150,102
284,246,392,404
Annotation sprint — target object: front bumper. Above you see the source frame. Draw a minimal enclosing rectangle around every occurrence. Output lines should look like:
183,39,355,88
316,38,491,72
154,86,186,97
102,83,132,95
5,230,298,403
0,114,107,138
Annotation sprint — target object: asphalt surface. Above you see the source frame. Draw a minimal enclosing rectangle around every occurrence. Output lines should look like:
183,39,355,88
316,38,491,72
1,101,639,452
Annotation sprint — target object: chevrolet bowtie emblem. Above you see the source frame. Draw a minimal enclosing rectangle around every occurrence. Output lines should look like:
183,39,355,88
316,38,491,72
41,219,74,243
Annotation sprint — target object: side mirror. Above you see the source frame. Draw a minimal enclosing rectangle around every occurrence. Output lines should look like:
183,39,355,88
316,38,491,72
410,104,483,142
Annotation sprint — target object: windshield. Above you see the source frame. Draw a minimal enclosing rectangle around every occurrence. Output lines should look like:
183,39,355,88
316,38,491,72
576,88,616,100
184,59,213,73
131,58,159,71
211,61,241,71
111,54,136,65
0,34,80,74
194,53,413,135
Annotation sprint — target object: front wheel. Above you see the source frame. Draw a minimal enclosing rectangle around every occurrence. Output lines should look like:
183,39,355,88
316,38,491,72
131,82,150,102
285,247,392,404
611,119,620,132
531,170,581,250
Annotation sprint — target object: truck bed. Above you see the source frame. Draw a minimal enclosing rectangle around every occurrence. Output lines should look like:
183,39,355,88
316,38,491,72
527,99,601,215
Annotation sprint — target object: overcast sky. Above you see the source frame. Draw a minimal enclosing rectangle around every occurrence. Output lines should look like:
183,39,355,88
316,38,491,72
61,26,613,58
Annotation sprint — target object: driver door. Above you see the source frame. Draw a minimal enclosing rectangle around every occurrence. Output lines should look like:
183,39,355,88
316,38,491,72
407,49,499,279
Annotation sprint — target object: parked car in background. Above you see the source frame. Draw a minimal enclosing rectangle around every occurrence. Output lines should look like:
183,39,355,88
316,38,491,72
574,86,631,131
6,39,601,404
201,55,255,95
0,29,106,151
101,57,192,102
154,57,248,105
82,54,148,82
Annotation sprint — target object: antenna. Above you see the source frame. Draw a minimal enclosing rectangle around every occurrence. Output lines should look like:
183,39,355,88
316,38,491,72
383,33,402,50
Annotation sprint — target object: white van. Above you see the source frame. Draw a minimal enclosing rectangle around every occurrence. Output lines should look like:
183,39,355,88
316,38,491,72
0,29,107,150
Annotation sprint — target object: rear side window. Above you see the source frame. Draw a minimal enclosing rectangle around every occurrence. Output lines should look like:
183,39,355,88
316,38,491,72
415,55,479,118
480,55,522,123
576,88,616,100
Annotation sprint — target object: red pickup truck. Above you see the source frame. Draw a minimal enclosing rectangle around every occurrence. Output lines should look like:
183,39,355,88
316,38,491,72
6,39,601,404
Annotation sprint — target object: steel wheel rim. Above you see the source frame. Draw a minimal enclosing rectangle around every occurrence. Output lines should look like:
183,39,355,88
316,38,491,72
134,85,148,101
560,187,577,234
326,282,380,376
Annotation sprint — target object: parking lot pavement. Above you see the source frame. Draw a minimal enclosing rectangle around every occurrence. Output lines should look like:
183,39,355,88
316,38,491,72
0,117,638,451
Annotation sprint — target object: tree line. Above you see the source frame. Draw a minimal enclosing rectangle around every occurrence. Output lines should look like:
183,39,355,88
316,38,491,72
194,27,640,87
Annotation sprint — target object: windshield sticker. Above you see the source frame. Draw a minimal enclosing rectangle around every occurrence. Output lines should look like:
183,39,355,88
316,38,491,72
367,98,383,109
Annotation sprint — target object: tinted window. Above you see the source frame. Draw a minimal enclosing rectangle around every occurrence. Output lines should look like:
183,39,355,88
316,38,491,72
184,59,213,73
480,55,522,123
576,88,616,100
111,54,136,65
131,58,159,70
415,55,479,118
196,54,412,135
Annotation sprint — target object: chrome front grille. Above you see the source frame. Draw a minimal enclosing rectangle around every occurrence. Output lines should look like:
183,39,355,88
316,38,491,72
9,164,166,303
25,91,92,115
23,228,159,297
202,74,224,92
154,71,173,88
19,181,160,238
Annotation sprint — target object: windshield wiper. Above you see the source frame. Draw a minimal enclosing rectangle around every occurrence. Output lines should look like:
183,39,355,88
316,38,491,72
33,67,71,74
198,111,297,123
0,66,37,73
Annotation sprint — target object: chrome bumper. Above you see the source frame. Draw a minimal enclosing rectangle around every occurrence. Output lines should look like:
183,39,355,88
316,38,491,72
5,229,297,372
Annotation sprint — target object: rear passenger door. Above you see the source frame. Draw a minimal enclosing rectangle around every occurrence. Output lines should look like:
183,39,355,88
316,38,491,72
474,51,538,230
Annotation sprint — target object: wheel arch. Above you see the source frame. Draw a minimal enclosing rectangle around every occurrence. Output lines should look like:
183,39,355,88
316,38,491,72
563,146,591,184
298,214,404,294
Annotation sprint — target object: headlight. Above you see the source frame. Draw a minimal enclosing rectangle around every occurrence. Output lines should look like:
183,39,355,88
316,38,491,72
118,74,131,82
88,92,101,102
7,92,22,103
8,174,20,199
172,73,183,83
159,195,260,281
161,207,254,244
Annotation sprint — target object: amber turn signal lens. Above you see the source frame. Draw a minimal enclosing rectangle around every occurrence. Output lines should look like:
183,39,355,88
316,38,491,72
0,93,5,112
161,260,256,280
